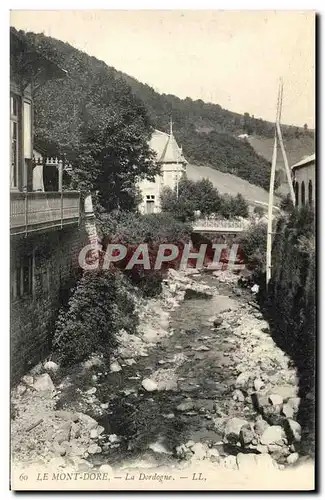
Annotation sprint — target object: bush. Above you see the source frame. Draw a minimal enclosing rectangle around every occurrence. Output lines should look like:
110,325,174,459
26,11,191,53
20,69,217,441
53,270,138,366
238,221,267,279
98,211,192,296
160,177,249,221
253,206,265,217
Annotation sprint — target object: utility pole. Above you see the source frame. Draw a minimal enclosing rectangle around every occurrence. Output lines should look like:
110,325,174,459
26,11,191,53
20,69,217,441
266,79,296,290
266,82,281,289
170,116,180,200
276,80,296,205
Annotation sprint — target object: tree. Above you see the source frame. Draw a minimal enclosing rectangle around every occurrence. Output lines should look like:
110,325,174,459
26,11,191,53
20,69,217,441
18,29,160,212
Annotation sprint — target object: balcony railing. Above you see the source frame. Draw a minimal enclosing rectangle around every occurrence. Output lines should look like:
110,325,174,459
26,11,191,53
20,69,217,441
10,191,81,235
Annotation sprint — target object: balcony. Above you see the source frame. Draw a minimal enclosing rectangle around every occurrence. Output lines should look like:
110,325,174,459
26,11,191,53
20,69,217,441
10,191,81,236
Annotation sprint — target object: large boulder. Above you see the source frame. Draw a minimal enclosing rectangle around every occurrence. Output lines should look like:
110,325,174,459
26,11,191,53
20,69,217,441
268,394,284,406
269,385,298,400
254,416,270,436
77,413,98,430
260,425,286,446
235,371,254,390
110,361,122,373
33,373,55,392
224,417,248,443
176,401,195,412
237,452,277,472
240,424,255,446
142,379,158,392
223,455,238,470
284,419,301,443
191,442,208,460
44,361,59,373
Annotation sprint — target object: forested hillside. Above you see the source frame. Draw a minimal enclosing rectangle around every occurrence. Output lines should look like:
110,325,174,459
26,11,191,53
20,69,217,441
14,28,314,194
12,27,158,211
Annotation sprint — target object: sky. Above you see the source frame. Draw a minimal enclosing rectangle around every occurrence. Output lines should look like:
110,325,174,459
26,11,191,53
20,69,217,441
10,10,315,127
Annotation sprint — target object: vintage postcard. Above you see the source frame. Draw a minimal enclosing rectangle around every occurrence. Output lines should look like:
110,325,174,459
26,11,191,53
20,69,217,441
10,10,315,491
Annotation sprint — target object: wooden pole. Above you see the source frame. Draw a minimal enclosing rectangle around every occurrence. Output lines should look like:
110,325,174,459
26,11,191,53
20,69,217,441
276,81,296,205
266,83,281,288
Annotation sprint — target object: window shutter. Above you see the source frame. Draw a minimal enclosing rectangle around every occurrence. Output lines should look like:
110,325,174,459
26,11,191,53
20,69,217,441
23,101,32,159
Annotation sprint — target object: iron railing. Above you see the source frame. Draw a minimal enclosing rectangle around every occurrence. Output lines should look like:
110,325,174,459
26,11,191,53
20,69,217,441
10,191,80,235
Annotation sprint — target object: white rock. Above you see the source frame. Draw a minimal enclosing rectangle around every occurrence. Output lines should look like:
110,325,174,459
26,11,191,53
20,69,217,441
33,373,55,392
110,362,122,373
191,443,207,460
254,378,265,391
271,385,298,400
88,444,101,454
99,464,113,475
235,371,253,389
85,387,97,395
148,442,172,455
206,448,220,460
287,452,299,465
108,434,122,444
236,453,257,471
176,401,194,412
16,384,27,396
285,419,301,443
260,425,286,446
101,403,109,409
91,375,98,383
232,389,245,402
269,394,283,406
223,455,238,470
224,417,248,443
44,361,59,373
77,413,98,430
282,403,294,418
256,444,269,454
287,397,301,413
141,379,158,392
22,375,34,386
124,359,136,366
251,284,259,294
194,345,210,352
90,429,98,439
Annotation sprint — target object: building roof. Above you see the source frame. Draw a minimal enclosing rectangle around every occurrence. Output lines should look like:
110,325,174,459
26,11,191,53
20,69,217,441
291,153,315,170
149,129,187,164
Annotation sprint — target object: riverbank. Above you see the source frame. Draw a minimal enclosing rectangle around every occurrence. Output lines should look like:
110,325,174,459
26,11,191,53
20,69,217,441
11,267,314,490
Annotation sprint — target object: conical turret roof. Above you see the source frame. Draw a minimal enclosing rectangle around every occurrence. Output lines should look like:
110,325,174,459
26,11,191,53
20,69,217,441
158,118,187,164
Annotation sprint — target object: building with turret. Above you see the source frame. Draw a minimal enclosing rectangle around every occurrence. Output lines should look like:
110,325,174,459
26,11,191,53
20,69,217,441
138,121,187,214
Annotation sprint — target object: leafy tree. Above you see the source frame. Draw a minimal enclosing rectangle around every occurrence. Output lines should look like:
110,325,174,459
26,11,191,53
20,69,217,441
160,177,249,220
13,28,159,212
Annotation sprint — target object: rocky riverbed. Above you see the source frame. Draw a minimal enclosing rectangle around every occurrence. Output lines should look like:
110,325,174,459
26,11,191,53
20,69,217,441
11,268,315,490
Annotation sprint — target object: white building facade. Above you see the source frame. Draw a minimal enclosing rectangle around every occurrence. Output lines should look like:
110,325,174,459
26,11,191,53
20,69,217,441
291,153,315,208
138,124,187,214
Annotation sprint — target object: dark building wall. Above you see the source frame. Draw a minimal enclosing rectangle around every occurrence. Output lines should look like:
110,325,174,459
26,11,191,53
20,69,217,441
10,217,96,382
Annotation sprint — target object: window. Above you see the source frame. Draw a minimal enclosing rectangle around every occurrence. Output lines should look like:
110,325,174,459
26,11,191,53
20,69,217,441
301,181,305,206
308,180,313,205
10,94,20,189
294,181,300,207
145,195,155,214
12,255,34,299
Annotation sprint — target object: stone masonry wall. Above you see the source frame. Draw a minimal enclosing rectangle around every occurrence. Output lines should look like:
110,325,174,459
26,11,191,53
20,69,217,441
10,215,98,382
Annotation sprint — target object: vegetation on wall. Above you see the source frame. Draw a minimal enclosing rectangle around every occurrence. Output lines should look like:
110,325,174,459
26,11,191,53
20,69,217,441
53,270,138,366
265,205,315,456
